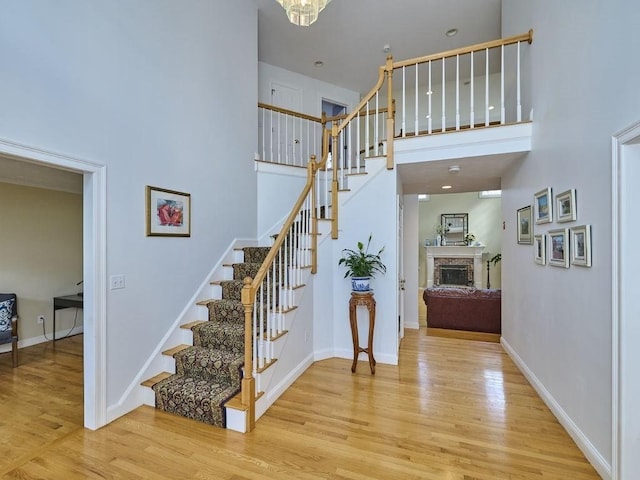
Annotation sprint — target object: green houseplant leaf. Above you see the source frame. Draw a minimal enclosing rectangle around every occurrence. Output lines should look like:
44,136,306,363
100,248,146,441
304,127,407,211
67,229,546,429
338,234,387,278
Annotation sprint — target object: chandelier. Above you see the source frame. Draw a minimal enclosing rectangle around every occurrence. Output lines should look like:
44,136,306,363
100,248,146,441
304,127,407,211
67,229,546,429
276,0,333,27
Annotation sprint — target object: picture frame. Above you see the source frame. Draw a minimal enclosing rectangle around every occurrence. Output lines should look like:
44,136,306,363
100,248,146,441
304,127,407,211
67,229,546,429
146,185,191,237
548,228,569,268
570,224,592,267
517,205,533,244
534,187,553,224
556,189,577,223
534,234,546,265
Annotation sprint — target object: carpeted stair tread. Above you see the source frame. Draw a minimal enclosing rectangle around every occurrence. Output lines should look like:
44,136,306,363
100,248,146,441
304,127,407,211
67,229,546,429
206,299,245,324
242,246,272,264
152,374,240,427
219,280,243,301
193,321,245,354
175,346,243,384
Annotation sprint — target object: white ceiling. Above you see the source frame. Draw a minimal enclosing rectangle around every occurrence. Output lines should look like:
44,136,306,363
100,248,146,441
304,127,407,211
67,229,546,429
1,1,506,196
256,0,503,93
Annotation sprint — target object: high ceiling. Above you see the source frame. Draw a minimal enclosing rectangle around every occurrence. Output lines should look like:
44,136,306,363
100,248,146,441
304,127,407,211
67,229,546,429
256,0,503,94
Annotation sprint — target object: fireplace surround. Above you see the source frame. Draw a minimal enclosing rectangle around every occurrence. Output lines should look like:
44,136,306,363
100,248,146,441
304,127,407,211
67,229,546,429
425,246,484,289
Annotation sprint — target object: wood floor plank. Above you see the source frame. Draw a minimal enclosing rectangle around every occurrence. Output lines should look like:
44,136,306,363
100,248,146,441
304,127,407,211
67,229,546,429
0,330,600,479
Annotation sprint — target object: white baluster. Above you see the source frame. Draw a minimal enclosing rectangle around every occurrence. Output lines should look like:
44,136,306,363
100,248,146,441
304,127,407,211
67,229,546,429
375,91,379,155
252,299,258,375
456,54,460,130
402,66,406,137
261,108,265,161
517,41,522,122
270,109,274,162
365,101,370,158
470,51,475,128
428,61,432,134
442,57,446,132
414,63,419,136
485,48,490,126
279,112,283,164
258,284,264,368
500,45,505,124
356,111,361,171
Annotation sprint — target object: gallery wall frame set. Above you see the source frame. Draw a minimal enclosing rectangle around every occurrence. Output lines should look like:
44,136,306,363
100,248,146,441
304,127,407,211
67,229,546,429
522,186,592,268
146,185,191,237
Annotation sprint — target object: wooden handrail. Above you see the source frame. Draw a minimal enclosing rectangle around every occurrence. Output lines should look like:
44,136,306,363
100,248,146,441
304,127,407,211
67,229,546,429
337,66,387,133
258,102,323,123
393,30,533,69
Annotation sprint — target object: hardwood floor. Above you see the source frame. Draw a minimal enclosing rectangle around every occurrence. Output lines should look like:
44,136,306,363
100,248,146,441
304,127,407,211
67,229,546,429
0,331,600,479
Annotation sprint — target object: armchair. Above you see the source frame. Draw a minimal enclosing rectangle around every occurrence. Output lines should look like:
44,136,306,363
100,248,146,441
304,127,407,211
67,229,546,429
0,293,18,367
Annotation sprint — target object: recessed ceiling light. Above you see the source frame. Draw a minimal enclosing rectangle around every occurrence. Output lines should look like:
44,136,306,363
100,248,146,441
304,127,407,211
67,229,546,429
442,185,453,190
448,165,461,174
446,28,458,37
488,105,495,110
314,60,324,67
426,90,433,95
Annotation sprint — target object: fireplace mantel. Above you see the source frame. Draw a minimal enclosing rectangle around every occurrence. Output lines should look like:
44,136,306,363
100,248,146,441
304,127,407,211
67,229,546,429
425,246,484,288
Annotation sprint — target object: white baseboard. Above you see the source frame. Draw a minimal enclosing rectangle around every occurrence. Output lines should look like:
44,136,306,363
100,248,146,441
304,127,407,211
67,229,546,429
0,326,84,354
501,338,611,480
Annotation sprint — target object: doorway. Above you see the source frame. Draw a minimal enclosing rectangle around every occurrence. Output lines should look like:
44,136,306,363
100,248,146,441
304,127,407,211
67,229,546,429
0,138,106,430
612,121,640,478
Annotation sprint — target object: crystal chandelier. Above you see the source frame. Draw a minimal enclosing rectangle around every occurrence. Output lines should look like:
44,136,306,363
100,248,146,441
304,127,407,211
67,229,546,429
276,0,333,27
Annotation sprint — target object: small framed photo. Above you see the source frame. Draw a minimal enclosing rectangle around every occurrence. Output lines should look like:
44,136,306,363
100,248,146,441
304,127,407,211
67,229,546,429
146,186,191,237
534,187,553,224
556,189,577,223
548,228,569,268
517,205,533,245
534,234,546,265
570,225,592,267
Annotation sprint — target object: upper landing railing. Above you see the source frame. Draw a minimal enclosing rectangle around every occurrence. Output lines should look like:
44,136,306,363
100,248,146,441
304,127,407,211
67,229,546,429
258,29,533,172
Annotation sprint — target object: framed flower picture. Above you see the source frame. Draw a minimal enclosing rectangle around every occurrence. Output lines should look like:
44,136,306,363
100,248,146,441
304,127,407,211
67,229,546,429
534,187,553,224
146,185,191,237
534,234,546,265
517,205,533,245
570,224,592,267
556,189,577,223
548,228,569,268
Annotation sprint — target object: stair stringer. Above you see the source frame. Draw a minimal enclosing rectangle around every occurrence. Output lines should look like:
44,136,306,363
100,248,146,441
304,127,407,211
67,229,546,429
120,237,259,416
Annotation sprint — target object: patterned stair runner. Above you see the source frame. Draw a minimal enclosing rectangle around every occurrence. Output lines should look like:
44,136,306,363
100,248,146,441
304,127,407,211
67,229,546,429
152,246,271,427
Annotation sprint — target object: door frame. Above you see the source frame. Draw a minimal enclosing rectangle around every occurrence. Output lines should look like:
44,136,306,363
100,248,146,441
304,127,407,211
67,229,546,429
611,120,640,478
0,137,107,430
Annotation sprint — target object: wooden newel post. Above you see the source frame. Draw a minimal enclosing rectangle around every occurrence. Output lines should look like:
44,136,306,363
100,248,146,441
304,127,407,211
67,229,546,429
331,123,339,240
241,277,256,432
309,156,318,274
385,55,395,170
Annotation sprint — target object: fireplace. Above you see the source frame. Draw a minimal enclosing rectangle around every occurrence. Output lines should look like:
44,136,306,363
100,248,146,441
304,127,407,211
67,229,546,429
438,264,471,286
424,246,484,289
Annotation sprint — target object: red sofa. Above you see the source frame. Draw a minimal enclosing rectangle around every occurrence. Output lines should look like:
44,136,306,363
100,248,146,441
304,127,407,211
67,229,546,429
423,287,501,334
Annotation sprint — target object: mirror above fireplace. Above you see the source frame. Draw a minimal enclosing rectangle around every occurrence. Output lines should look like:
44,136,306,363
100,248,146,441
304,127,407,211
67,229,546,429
441,213,468,245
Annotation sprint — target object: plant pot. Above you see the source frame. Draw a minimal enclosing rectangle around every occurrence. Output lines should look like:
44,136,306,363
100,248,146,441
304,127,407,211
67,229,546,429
351,276,371,292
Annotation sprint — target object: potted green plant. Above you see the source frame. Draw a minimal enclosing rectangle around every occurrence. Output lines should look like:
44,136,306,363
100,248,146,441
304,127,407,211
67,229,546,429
338,235,386,292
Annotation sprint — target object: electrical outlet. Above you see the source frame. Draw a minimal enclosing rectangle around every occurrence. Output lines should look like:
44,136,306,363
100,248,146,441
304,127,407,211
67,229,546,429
37,315,45,325
110,274,126,290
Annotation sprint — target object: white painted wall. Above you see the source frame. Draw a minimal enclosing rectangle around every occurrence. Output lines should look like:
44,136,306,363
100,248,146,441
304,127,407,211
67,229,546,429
501,1,640,476
331,161,399,365
0,1,258,414
259,62,360,117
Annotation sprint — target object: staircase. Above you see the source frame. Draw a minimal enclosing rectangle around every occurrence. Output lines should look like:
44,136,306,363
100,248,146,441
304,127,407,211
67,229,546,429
143,246,272,428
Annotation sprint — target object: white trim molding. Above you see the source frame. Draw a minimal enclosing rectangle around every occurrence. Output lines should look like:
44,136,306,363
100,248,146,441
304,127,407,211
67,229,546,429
0,137,107,431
